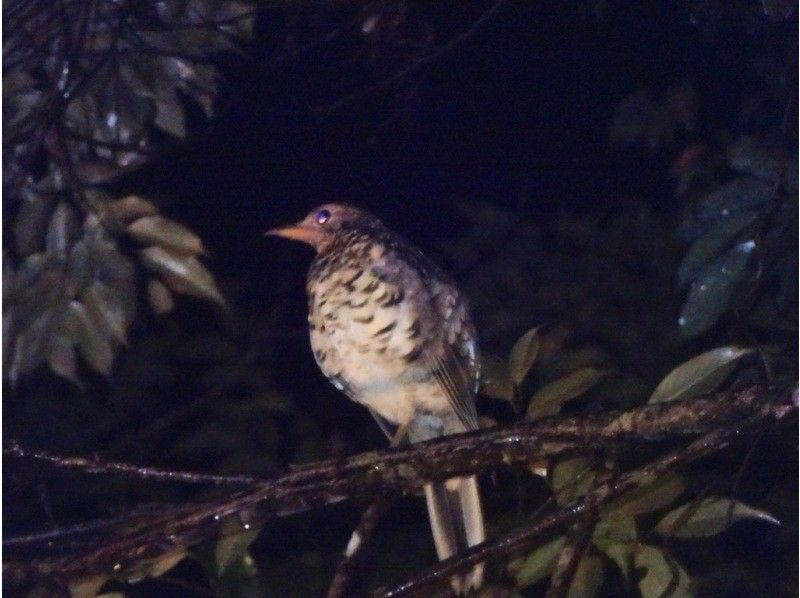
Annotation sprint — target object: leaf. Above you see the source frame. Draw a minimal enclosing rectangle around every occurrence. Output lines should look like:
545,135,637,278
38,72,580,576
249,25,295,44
649,346,753,404
597,541,634,586
634,545,693,597
678,241,757,338
479,354,514,401
46,202,79,254
105,195,159,223
45,307,80,386
677,212,757,288
689,178,774,237
67,300,114,375
68,575,109,598
602,474,685,519
139,246,224,305
154,95,187,138
550,457,610,506
728,135,797,192
9,311,51,385
128,216,206,255
126,549,188,583
593,516,638,544
508,326,541,385
512,536,565,588
81,282,130,345
527,368,612,420
14,187,54,256
655,497,780,538
567,554,604,598
215,529,259,576
148,278,175,315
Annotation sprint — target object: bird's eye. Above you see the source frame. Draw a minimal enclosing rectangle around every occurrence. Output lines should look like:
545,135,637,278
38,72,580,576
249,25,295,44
315,209,331,225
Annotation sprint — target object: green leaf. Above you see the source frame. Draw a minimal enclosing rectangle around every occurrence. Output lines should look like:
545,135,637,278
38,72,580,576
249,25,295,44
595,540,634,585
479,354,514,401
508,326,541,385
154,94,187,138
649,346,752,404
128,216,206,255
678,241,757,338
602,474,685,519
527,368,611,420
512,536,565,588
677,212,757,288
567,554,604,598
139,246,224,305
550,457,610,506
593,516,638,544
655,497,779,538
634,545,693,597
9,311,51,386
215,529,260,576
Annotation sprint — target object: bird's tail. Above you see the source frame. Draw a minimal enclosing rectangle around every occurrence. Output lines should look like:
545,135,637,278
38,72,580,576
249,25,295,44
424,475,485,595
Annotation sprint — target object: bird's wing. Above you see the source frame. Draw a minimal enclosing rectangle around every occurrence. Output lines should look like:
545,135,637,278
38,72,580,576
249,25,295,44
425,280,480,432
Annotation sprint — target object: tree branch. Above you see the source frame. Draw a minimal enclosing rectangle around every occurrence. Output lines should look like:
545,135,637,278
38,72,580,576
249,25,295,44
3,385,793,589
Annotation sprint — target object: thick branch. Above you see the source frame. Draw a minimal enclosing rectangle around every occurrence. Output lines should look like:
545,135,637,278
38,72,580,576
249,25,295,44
3,386,792,587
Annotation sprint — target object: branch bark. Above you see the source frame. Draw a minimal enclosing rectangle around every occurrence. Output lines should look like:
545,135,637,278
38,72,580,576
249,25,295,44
3,385,793,589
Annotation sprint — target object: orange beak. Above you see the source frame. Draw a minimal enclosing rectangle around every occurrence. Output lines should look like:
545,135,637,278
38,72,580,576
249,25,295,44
264,223,319,246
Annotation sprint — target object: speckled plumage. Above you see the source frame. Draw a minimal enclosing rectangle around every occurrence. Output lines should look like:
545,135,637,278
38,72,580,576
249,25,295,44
268,204,485,594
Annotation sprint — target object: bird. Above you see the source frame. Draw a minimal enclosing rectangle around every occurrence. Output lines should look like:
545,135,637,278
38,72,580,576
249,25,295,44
266,203,485,594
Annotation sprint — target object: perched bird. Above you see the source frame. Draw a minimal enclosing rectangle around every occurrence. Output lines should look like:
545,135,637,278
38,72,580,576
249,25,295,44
266,204,485,594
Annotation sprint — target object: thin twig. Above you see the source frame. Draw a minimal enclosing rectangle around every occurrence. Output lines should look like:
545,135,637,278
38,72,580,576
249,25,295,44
327,498,394,598
378,426,750,597
312,0,507,113
544,510,597,598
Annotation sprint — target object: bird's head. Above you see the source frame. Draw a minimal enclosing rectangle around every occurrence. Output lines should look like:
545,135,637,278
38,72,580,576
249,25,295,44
265,203,382,253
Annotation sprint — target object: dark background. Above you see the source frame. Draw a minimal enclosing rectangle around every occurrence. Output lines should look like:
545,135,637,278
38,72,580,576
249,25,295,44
5,1,797,596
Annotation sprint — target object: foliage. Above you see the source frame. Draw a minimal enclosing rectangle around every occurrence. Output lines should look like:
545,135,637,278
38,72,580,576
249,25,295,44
3,0,253,385
3,1,796,597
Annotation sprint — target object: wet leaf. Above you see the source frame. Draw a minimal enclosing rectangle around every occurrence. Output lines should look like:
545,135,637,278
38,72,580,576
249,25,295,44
655,497,779,538
215,529,259,576
509,326,541,385
67,300,114,375
689,178,774,237
148,278,175,315
649,346,752,404
46,202,79,254
139,246,224,305
128,216,206,255
511,536,565,588
677,212,757,288
602,474,685,518
106,195,159,223
82,282,130,345
634,545,693,597
678,241,757,338
526,368,612,420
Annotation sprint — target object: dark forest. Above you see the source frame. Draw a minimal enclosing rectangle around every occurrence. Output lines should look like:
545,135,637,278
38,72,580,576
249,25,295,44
3,1,798,597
